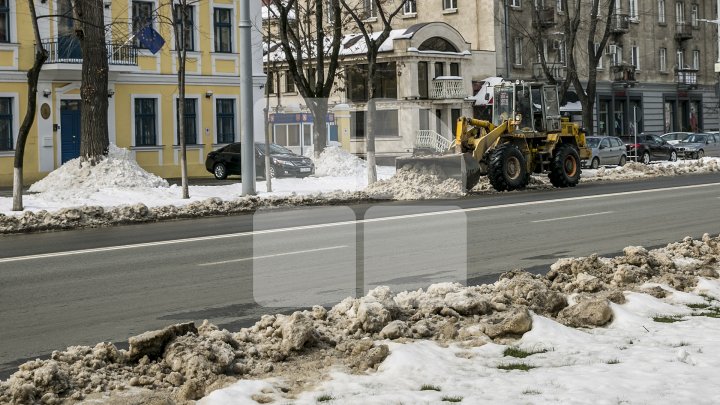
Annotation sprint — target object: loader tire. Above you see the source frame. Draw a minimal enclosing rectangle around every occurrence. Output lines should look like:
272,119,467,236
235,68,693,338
488,143,529,192
548,143,581,188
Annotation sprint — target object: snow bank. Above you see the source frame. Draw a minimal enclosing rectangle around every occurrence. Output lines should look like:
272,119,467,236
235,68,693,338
29,144,169,196
3,234,720,404
584,157,720,181
366,163,465,200
312,146,366,177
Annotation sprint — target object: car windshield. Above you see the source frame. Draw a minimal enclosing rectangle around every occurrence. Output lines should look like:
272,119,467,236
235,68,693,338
682,135,706,143
586,138,600,147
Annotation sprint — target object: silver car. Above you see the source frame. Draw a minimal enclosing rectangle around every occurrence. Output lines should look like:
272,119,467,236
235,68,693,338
583,136,627,168
660,132,692,145
675,133,720,159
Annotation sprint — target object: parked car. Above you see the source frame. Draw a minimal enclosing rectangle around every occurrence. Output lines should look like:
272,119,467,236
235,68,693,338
674,133,720,159
660,132,692,145
582,136,628,168
205,142,315,180
621,133,678,164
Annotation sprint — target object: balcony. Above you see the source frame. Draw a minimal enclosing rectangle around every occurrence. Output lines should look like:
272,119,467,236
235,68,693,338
610,13,630,33
430,77,466,100
41,39,138,67
533,6,556,28
675,22,693,40
532,62,566,81
611,63,637,85
676,68,698,88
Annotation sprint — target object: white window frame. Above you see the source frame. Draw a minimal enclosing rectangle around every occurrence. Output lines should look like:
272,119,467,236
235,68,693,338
173,95,202,146
692,49,700,69
326,0,335,23
676,2,684,24
511,0,522,7
690,4,698,27
556,0,564,13
363,0,376,18
0,0,17,43
403,0,416,15
659,47,667,71
629,0,639,20
658,0,666,23
443,0,457,11
211,4,236,54
212,96,239,145
595,43,603,69
677,49,685,68
631,45,640,70
171,0,199,53
130,94,162,148
513,38,523,66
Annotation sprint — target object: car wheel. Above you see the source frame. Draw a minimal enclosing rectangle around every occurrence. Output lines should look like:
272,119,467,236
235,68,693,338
213,163,228,180
619,155,627,166
641,151,650,165
697,150,705,159
269,165,277,178
669,150,677,162
590,157,600,169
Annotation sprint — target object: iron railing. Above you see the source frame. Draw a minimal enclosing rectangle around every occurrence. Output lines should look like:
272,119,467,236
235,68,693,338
675,22,693,40
532,62,566,81
415,130,453,153
41,39,138,66
676,68,698,86
611,13,630,33
430,77,466,99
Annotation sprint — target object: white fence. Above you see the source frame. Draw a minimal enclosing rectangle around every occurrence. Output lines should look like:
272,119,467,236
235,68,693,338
415,130,453,153
430,78,466,99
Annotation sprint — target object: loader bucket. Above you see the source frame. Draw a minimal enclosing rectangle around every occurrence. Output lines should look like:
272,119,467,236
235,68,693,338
395,153,483,192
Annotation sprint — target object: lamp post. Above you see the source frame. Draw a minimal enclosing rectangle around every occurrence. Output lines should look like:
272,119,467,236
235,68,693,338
240,0,256,195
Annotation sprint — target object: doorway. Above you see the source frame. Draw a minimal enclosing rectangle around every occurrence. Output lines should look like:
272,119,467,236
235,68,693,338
60,100,81,163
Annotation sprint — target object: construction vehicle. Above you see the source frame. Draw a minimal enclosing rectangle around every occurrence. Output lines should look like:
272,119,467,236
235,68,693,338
397,81,591,192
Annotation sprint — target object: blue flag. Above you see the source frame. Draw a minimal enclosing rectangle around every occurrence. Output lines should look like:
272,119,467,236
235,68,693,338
138,26,165,54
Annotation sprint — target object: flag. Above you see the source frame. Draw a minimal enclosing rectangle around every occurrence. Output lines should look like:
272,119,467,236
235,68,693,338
138,26,165,54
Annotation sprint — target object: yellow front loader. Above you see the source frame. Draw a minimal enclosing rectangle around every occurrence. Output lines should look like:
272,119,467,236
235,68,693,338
396,81,591,192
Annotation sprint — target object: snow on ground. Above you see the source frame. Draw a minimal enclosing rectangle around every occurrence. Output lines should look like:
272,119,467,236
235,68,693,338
582,157,720,181
311,146,367,177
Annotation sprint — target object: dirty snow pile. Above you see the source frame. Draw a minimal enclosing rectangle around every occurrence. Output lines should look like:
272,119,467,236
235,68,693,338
584,157,720,181
29,145,169,198
366,163,465,200
312,146,367,177
3,234,720,404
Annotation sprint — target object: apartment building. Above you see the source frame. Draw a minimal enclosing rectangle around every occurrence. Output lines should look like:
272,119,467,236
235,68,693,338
494,0,720,135
263,0,497,162
0,0,264,186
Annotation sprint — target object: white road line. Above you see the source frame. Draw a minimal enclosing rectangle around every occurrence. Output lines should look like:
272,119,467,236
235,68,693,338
531,211,614,223
198,245,348,267
1,181,718,263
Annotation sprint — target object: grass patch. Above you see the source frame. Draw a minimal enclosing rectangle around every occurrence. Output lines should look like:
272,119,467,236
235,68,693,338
652,315,685,323
699,293,718,302
673,341,690,347
441,396,463,403
687,303,711,309
522,389,541,395
420,384,441,392
692,311,720,318
605,358,621,364
503,347,547,358
497,363,536,371
316,394,335,402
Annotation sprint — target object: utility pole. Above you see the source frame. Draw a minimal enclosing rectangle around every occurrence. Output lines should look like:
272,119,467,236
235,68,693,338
240,0,256,195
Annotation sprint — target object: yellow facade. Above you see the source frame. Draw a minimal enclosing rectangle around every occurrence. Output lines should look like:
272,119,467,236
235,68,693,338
0,0,262,186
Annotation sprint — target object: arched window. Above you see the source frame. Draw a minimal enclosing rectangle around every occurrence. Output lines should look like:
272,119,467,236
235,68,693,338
418,37,458,53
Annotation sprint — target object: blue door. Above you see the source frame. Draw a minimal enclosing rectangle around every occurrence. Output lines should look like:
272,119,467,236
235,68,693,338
329,125,338,142
61,100,81,163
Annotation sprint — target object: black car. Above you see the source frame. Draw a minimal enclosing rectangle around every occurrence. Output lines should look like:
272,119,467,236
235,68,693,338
620,133,677,164
205,142,315,180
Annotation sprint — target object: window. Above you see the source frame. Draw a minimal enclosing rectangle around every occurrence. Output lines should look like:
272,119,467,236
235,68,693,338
265,71,275,95
216,99,235,144
513,38,523,65
676,2,684,23
374,110,398,136
629,0,638,20
443,0,457,10
174,4,194,51
176,98,198,144
595,43,604,69
284,71,295,93
403,0,416,14
132,1,154,49
631,46,640,69
434,62,444,78
0,0,9,43
677,49,685,68
418,62,428,99
351,111,365,138
346,63,397,102
450,63,460,77
363,0,376,18
558,41,567,66
610,45,622,66
511,0,521,7
660,47,667,71
658,0,666,23
213,8,232,53
692,49,700,69
556,0,564,12
0,97,12,150
326,0,335,23
134,98,157,146
691,4,698,26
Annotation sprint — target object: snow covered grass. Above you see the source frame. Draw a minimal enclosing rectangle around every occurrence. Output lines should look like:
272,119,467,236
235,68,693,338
203,280,720,405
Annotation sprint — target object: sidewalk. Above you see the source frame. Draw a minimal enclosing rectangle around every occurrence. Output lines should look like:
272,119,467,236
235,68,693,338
0,177,233,197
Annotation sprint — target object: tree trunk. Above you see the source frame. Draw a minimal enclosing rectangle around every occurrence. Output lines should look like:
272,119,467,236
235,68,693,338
176,2,189,199
12,0,47,211
74,0,109,164
310,99,329,159
366,55,378,185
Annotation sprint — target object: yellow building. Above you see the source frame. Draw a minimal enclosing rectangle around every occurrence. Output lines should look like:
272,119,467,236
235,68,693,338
0,0,265,186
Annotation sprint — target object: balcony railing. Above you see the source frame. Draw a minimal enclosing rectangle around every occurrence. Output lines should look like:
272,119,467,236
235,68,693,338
532,62,566,81
430,77,466,100
415,130,453,153
611,63,637,83
533,6,556,28
611,13,630,33
675,22,693,40
41,39,138,66
676,68,698,87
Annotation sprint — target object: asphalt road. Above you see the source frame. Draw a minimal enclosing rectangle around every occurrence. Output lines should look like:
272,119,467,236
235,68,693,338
1,173,719,378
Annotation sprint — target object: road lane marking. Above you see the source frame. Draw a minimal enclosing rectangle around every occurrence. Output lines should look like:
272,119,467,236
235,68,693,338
531,211,614,223
198,245,348,266
1,181,719,263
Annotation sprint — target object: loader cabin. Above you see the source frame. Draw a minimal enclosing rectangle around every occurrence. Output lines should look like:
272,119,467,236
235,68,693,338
492,82,562,135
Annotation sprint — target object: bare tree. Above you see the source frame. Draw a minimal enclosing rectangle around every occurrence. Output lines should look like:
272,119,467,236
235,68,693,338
12,0,48,211
270,0,344,159
340,0,406,184
72,0,110,163
173,0,191,198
